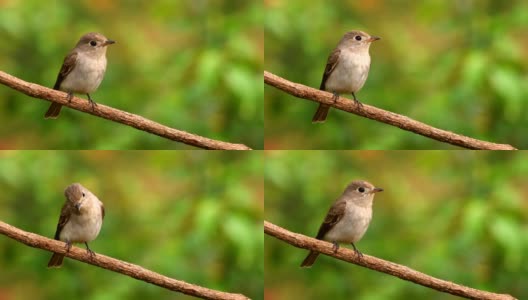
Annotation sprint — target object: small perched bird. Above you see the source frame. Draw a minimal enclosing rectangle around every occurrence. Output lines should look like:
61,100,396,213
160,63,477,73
312,30,380,123
301,180,383,267
45,32,115,119
48,183,105,268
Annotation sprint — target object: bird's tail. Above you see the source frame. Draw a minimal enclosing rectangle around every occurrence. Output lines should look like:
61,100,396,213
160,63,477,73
44,103,62,119
312,104,329,123
300,250,320,267
47,253,64,268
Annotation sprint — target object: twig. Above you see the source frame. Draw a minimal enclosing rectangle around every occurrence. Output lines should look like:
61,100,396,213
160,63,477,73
0,71,251,150
264,220,517,300
0,221,250,300
264,71,516,150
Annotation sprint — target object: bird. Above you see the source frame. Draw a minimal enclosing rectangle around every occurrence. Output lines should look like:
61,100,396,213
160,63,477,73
48,183,105,268
45,32,115,119
312,30,380,123
301,180,383,267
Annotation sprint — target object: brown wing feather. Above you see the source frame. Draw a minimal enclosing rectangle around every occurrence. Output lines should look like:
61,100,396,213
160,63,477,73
54,209,70,240
319,48,341,90
53,202,73,240
53,51,77,90
314,199,346,240
101,203,105,219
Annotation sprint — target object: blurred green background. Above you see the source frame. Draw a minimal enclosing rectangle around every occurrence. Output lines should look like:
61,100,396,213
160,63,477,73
265,1,528,149
0,0,263,149
265,151,527,299
0,151,263,300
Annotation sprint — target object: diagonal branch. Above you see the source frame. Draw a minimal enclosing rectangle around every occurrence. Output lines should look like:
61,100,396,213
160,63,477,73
264,220,517,300
0,221,250,300
264,71,516,150
0,71,251,150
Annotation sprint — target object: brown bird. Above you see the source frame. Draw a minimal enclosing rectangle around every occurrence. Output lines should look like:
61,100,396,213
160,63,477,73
48,183,105,268
45,32,115,119
312,30,380,123
301,180,382,267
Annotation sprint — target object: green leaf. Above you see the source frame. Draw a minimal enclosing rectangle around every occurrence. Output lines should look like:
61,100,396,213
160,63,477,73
489,67,523,121
489,215,522,270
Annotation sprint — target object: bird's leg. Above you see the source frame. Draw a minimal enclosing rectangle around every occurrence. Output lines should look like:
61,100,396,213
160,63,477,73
64,240,72,252
84,242,95,259
86,94,97,111
332,92,339,104
67,92,73,103
332,241,340,253
351,243,363,258
352,93,363,108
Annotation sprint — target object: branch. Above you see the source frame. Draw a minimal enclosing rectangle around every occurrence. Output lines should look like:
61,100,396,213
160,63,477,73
0,71,251,150
264,71,516,150
264,221,517,300
0,221,250,300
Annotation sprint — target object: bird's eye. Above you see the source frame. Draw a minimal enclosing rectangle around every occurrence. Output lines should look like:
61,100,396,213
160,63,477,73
82,192,86,197
90,41,97,46
358,187,365,193
355,35,362,41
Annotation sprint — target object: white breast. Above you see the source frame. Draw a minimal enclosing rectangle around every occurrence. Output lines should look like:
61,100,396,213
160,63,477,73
323,200,372,243
59,52,107,94
59,201,103,243
325,48,371,94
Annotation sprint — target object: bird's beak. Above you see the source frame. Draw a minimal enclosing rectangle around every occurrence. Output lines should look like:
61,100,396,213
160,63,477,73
103,40,116,46
74,201,83,211
370,187,384,194
368,36,381,43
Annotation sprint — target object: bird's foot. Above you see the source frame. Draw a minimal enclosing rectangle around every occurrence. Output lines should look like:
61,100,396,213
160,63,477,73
332,241,340,253
85,243,96,259
351,243,363,259
65,241,72,252
353,98,363,109
332,92,339,104
352,93,363,109
86,94,98,111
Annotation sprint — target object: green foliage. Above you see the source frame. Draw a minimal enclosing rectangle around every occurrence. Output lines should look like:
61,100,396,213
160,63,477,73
265,151,527,299
265,1,528,149
0,0,263,149
0,151,263,300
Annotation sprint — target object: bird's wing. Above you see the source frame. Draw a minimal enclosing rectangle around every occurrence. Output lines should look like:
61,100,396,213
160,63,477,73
53,51,78,90
319,48,341,90
101,202,105,219
315,199,346,240
53,202,72,240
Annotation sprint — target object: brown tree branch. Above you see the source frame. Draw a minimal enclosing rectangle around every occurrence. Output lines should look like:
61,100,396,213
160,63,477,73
264,71,516,150
0,221,250,300
0,71,251,150
264,220,517,300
